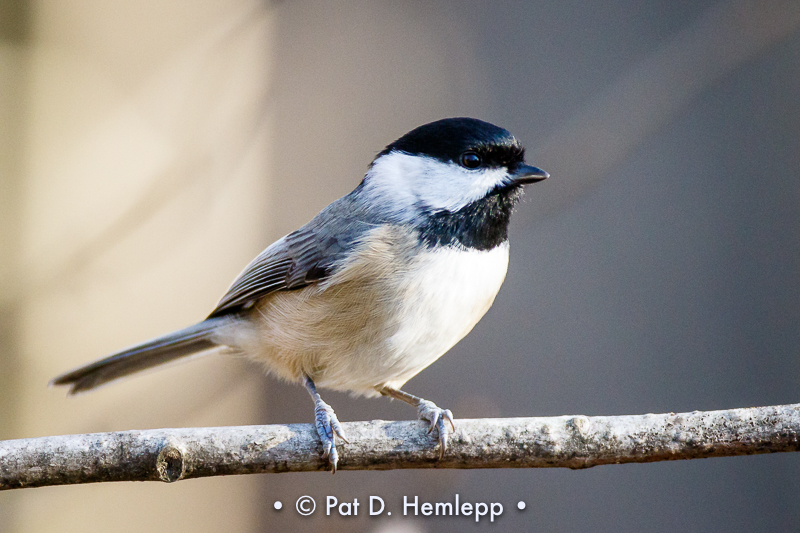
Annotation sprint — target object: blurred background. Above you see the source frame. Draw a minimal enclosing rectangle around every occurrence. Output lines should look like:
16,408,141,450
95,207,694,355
1,0,799,531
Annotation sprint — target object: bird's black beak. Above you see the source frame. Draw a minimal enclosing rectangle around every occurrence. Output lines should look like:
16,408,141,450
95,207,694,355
510,164,549,184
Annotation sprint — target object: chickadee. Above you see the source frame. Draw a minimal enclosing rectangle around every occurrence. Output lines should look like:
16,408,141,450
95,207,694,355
52,117,548,471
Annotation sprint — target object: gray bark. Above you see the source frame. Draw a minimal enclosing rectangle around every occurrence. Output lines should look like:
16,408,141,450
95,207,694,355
2,403,799,490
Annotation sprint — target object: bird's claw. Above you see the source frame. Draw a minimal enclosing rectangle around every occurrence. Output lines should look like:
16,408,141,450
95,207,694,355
314,399,347,473
417,400,455,459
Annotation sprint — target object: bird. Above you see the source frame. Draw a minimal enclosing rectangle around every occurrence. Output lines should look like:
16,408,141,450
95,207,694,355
52,117,548,472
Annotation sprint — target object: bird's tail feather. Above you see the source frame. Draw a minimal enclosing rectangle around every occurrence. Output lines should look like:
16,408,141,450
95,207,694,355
51,318,227,394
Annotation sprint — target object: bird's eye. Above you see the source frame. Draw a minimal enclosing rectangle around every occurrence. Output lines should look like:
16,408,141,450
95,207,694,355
459,152,482,169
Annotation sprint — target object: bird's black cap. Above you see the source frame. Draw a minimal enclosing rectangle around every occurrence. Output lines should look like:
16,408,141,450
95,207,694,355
378,117,526,169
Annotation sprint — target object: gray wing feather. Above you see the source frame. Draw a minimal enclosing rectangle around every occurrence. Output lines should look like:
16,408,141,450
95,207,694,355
208,239,301,317
208,192,377,318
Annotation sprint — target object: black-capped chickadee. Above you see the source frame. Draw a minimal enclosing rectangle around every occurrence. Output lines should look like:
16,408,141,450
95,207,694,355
52,117,548,471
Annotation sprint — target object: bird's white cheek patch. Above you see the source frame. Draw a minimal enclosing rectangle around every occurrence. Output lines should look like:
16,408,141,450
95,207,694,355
418,165,509,212
364,152,511,217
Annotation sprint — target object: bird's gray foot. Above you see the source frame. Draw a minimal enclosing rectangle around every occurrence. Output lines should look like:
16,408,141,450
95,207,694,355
304,375,348,473
314,397,348,472
417,399,455,459
378,386,455,460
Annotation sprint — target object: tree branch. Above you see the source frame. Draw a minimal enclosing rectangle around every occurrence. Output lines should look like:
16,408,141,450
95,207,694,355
2,403,799,490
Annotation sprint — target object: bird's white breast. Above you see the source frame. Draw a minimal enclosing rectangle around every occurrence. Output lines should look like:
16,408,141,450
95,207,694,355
379,240,510,388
